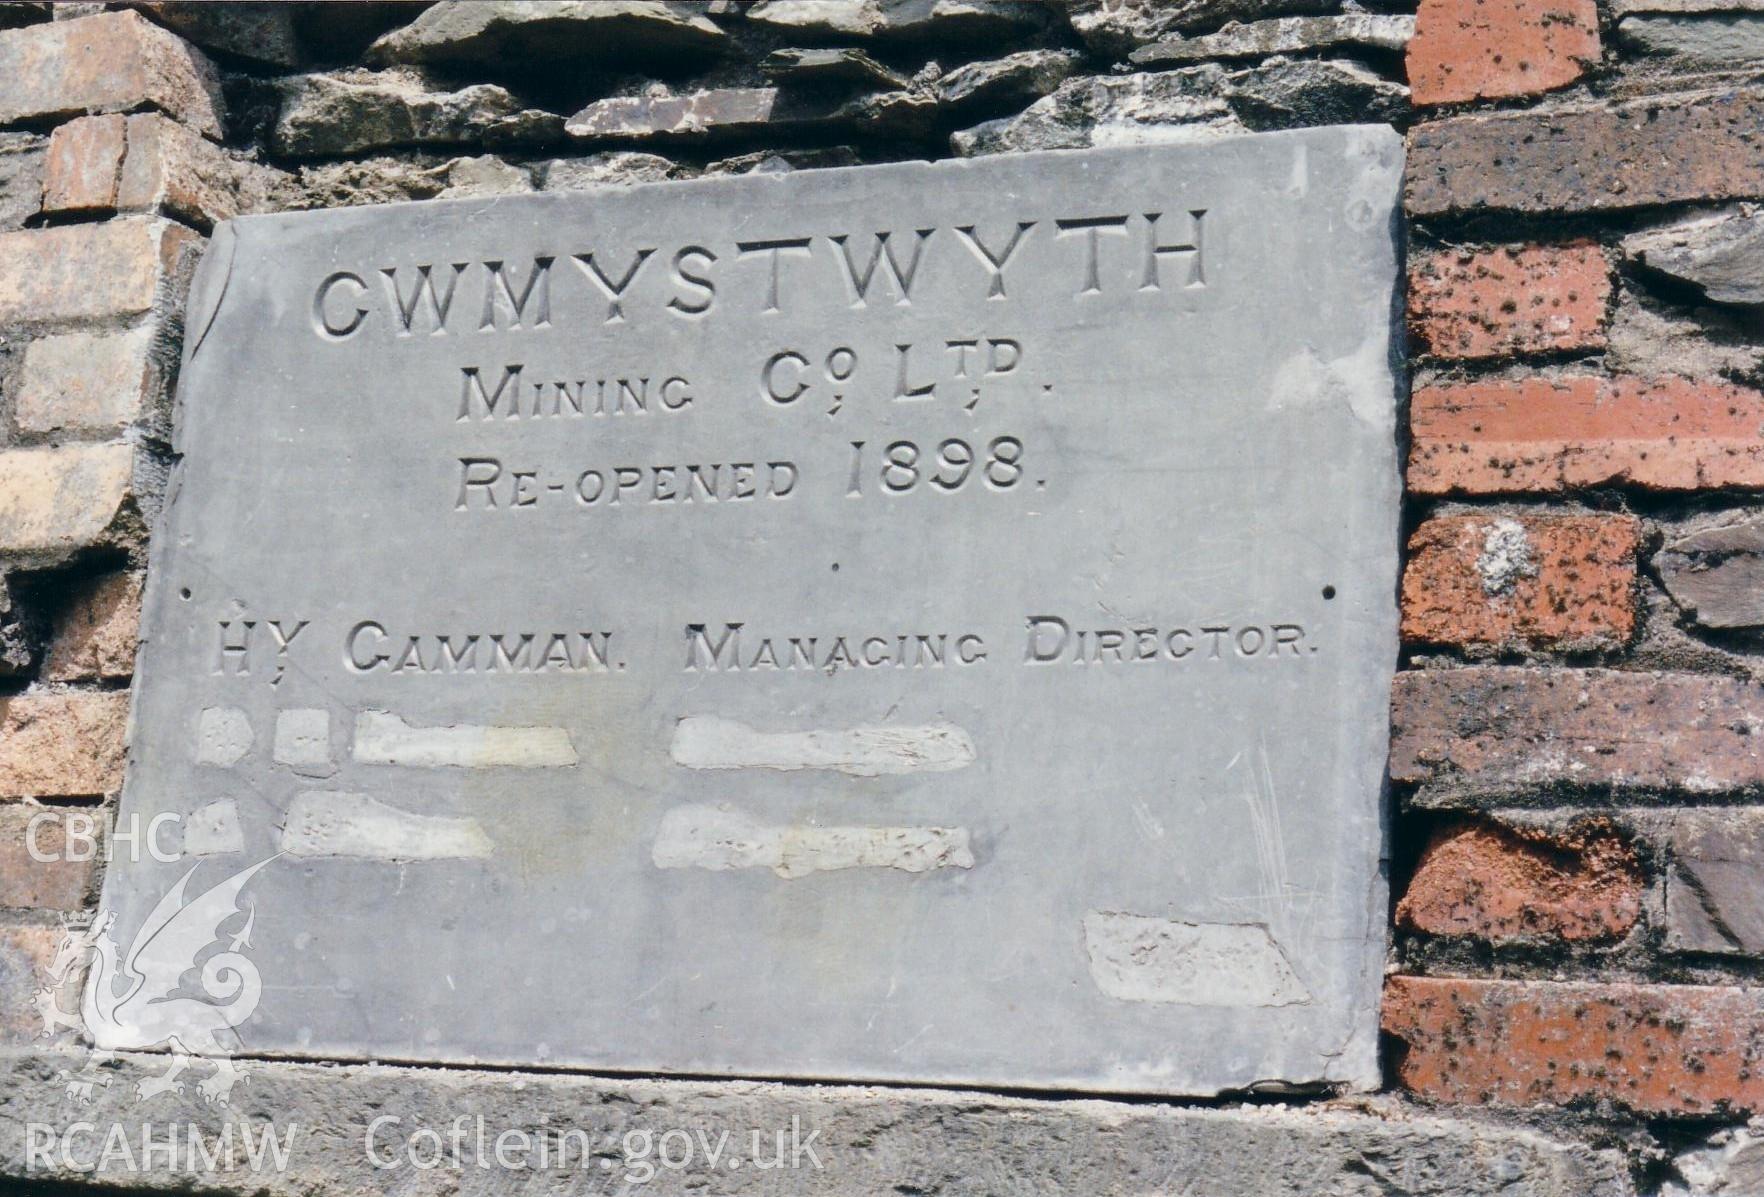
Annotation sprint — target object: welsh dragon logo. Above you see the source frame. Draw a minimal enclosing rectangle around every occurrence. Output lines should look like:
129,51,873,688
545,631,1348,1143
36,858,274,1105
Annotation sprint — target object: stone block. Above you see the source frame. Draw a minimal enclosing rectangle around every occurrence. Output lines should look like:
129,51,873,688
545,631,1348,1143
0,443,142,561
0,1046,1639,1194
0,805,97,911
0,215,201,324
0,926,83,1045
42,570,142,682
0,690,129,798
1657,514,1764,630
1663,809,1764,955
15,325,163,436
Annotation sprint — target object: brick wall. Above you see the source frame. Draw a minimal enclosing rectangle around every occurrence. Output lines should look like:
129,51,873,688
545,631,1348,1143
0,0,1762,1192
1390,0,1764,1151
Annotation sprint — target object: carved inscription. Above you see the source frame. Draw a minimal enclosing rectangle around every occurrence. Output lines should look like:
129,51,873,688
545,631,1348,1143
276,206,1292,680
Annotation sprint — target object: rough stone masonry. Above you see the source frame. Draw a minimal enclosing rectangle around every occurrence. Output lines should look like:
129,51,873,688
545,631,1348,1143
1,1,1764,1195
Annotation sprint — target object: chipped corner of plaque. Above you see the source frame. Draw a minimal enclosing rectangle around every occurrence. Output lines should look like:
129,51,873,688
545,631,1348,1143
182,219,240,368
1081,910,1312,1009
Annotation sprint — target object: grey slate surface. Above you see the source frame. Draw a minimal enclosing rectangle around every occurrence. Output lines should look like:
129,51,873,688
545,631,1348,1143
97,128,1404,1096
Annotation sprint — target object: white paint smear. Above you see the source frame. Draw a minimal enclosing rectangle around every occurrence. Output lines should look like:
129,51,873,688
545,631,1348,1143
273,707,331,767
1082,911,1312,1007
279,791,492,860
353,710,577,768
670,716,975,777
195,707,252,767
652,805,974,879
182,799,243,857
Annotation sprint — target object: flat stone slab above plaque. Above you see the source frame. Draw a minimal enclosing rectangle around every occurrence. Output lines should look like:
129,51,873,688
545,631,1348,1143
98,127,1403,1096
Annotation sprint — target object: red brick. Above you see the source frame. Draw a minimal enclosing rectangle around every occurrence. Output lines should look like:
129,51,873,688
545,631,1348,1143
42,571,142,682
1409,243,1611,360
1391,667,1764,798
0,216,201,324
0,922,84,1045
1409,90,1764,217
0,805,98,911
0,10,221,136
1397,820,1641,941
1407,0,1599,105
0,690,128,798
1401,512,1639,650
40,111,124,213
43,111,255,227
115,110,256,227
1384,977,1764,1115
1409,375,1764,495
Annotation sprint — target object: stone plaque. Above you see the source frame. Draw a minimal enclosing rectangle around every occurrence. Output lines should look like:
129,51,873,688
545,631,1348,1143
98,128,1402,1096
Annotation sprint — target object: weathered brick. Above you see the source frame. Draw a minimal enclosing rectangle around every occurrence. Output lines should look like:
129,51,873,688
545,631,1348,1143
1392,667,1764,799
0,443,138,559
0,922,83,1045
1384,977,1764,1115
40,110,123,212
1409,90,1764,217
1397,820,1641,940
0,691,128,799
116,111,262,227
43,111,257,227
42,571,142,682
1401,512,1639,650
16,326,162,436
1663,809,1764,955
0,131,42,230
0,10,221,135
1409,376,1764,495
1407,0,1600,105
0,805,97,911
0,215,200,324
1409,243,1611,360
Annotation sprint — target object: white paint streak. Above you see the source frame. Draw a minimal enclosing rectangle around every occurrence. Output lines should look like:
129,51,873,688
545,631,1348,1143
195,707,252,767
1082,911,1311,1007
652,805,974,879
353,710,577,768
273,707,331,767
670,716,975,777
1265,333,1394,433
279,791,492,860
182,799,243,856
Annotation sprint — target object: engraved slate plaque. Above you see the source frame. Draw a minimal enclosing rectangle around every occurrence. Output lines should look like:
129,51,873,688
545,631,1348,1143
99,128,1403,1095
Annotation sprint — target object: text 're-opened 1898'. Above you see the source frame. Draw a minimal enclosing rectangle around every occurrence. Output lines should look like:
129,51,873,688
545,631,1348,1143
99,127,1403,1096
